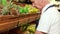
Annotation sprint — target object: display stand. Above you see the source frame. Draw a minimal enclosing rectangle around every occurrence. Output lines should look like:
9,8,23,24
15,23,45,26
0,13,40,33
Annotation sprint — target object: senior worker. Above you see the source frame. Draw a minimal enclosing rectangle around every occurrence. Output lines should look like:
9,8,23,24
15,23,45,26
31,0,60,34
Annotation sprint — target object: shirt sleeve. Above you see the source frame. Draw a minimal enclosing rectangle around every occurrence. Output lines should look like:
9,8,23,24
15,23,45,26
36,7,58,33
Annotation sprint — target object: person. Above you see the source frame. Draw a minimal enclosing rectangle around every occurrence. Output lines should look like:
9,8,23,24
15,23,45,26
31,0,60,34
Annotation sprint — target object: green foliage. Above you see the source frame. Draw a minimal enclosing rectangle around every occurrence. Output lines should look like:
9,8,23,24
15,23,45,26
20,23,36,34
27,24,36,33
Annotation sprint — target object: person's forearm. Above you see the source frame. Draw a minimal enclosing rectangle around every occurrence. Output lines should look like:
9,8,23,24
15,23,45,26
35,30,46,34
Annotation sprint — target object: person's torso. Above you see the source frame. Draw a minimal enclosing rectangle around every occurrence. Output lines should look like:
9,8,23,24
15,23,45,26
42,3,60,34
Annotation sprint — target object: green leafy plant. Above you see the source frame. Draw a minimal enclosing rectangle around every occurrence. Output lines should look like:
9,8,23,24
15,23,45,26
2,0,13,15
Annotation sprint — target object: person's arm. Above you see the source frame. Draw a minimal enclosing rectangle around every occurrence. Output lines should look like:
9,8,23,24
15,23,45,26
35,30,46,34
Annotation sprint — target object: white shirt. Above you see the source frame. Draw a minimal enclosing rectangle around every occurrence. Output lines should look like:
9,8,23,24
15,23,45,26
37,3,60,34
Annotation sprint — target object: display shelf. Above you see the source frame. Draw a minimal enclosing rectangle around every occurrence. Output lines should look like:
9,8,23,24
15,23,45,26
0,0,41,33
0,13,40,33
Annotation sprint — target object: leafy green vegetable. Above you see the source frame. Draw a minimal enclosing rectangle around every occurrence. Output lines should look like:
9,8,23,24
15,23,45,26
27,24,36,32
1,0,8,6
2,0,13,15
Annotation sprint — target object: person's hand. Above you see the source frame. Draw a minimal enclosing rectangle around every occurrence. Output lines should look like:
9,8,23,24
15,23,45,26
32,0,49,10
32,0,43,10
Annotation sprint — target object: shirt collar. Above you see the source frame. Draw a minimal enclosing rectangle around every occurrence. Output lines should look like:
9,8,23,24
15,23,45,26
42,3,54,13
